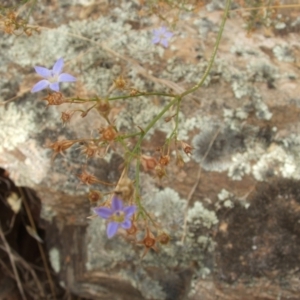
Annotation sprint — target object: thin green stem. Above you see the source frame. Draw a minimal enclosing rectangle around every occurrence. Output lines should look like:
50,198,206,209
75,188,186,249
167,97,181,145
130,96,180,160
69,92,176,104
25,0,37,21
180,0,232,99
135,154,141,199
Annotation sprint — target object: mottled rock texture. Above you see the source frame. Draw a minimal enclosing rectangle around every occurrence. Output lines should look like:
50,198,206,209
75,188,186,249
1,0,300,299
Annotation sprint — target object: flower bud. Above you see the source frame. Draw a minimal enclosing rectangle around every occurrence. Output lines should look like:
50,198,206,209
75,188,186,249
96,99,111,118
77,171,99,185
176,153,185,167
114,76,127,90
99,125,118,142
61,110,74,125
115,177,134,201
138,228,158,258
81,142,98,158
88,190,102,205
141,155,158,171
126,222,138,236
157,232,170,245
43,92,65,106
181,141,193,156
25,28,32,36
159,155,170,166
49,140,78,159
154,165,166,179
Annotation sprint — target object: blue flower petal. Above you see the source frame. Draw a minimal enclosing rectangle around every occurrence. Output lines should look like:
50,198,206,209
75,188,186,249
152,36,160,44
121,219,131,229
58,73,76,82
123,205,136,218
31,80,49,93
111,196,123,211
52,58,64,75
161,39,169,48
93,207,113,219
34,66,51,78
164,31,173,38
107,222,119,238
49,82,60,92
159,26,167,33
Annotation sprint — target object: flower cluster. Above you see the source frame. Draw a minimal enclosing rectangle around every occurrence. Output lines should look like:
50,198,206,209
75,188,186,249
93,195,171,257
27,23,190,260
27,34,196,258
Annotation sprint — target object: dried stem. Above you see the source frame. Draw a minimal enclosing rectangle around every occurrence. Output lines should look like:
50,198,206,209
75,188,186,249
18,187,57,300
181,128,221,243
0,224,27,300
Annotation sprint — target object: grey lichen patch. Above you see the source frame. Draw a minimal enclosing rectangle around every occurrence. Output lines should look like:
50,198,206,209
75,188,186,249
144,187,186,230
0,103,35,152
221,105,300,182
0,101,52,186
251,89,273,120
86,184,217,299
192,123,246,172
3,1,157,95
162,58,208,85
231,77,252,99
49,247,61,273
273,44,295,62
115,96,164,136
206,0,226,12
187,202,218,229
86,215,169,299
115,93,200,141
40,204,57,223
193,15,218,37
230,45,259,57
216,189,235,210
119,269,167,300
228,153,251,181
86,217,136,271
252,144,299,181
8,26,74,67
196,236,215,253
247,60,278,86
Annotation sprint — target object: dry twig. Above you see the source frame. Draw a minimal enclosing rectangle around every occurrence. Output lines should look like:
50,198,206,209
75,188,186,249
181,128,221,243
0,224,27,300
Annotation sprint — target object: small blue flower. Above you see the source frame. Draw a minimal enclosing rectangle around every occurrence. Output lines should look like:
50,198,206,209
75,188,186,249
152,26,173,48
31,58,76,93
93,196,136,239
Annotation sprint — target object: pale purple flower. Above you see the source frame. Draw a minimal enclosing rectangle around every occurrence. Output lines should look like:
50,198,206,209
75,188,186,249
31,58,76,93
93,196,136,239
152,26,173,48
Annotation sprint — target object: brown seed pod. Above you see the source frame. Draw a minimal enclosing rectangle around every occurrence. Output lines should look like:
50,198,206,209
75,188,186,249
159,155,170,166
138,228,158,258
88,190,102,205
43,92,65,106
99,125,118,142
141,155,158,171
114,177,134,201
113,75,127,90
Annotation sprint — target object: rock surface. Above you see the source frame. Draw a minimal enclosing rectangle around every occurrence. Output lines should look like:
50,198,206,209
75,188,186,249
1,0,300,299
